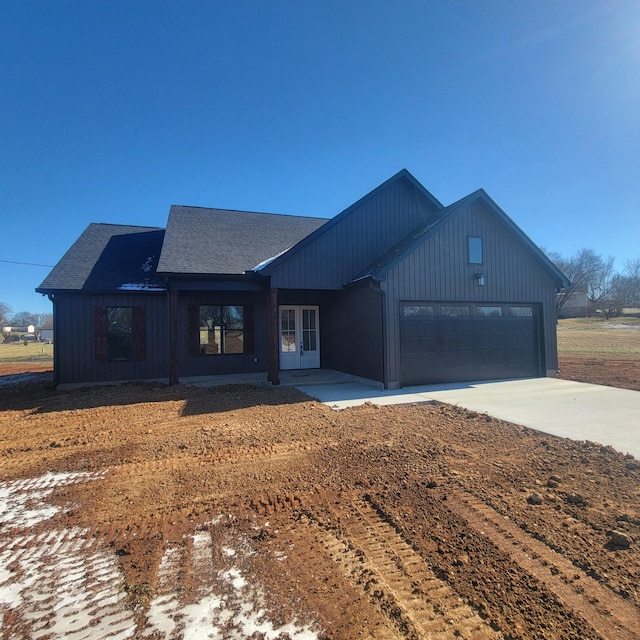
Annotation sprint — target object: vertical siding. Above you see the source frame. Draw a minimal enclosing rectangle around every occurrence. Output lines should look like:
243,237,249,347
56,292,169,385
323,285,384,381
383,200,559,385
55,290,272,384
270,179,441,289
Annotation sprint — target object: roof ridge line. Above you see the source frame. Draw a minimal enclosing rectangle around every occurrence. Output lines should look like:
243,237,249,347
89,222,164,230
170,204,329,221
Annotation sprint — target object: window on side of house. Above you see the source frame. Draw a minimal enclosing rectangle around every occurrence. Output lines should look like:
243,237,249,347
468,237,483,264
95,305,145,362
192,304,252,355
108,307,133,361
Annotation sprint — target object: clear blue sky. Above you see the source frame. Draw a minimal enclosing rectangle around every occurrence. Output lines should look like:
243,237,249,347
1,0,638,316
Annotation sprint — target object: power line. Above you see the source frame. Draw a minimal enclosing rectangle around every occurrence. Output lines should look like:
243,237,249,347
0,259,54,268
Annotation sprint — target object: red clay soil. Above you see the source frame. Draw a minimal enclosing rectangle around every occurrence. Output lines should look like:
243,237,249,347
558,355,640,392
1,358,639,639
0,362,52,376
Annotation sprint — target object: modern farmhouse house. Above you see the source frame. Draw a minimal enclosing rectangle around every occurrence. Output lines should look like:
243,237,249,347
37,170,568,388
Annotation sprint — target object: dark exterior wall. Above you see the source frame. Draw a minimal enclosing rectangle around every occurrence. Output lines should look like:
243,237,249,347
382,200,559,386
177,290,268,378
322,284,384,382
269,178,441,289
54,292,169,385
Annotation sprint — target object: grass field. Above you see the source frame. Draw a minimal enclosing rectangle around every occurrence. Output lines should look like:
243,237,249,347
0,341,54,369
557,316,640,357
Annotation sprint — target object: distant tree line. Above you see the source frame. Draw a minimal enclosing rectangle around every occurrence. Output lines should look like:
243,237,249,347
547,250,640,318
0,303,53,330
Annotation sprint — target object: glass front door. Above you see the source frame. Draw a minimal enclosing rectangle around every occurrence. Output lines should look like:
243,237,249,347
279,305,320,370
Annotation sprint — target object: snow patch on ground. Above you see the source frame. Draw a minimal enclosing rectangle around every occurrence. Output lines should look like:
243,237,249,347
0,471,320,639
0,372,50,387
0,471,135,639
0,471,107,529
144,529,319,639
604,323,640,330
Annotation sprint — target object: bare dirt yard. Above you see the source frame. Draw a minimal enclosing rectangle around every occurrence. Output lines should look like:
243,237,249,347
0,321,639,639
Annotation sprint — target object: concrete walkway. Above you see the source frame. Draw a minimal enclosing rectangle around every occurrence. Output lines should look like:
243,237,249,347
296,377,640,459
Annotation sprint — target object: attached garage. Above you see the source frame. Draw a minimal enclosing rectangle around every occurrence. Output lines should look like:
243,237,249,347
400,302,542,385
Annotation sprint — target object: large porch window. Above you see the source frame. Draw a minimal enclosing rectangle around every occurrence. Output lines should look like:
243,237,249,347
189,304,254,356
198,305,244,355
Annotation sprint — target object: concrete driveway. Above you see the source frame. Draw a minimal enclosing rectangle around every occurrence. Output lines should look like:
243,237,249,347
296,377,640,459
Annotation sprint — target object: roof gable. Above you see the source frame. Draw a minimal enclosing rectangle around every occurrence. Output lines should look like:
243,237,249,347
37,224,165,293
257,169,444,285
354,189,569,288
157,206,327,275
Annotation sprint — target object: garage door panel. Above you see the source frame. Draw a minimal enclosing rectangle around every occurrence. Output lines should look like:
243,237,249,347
476,332,505,349
401,336,438,353
400,303,540,385
440,334,473,351
476,347,507,365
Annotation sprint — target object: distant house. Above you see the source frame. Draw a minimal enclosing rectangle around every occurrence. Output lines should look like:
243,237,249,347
37,170,568,388
2,326,34,334
558,287,588,318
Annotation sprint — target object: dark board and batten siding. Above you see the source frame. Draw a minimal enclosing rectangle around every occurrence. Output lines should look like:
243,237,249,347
269,179,441,290
382,200,559,387
323,284,384,382
54,293,169,385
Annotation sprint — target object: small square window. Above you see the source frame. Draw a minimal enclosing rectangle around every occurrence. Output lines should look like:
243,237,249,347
468,237,483,264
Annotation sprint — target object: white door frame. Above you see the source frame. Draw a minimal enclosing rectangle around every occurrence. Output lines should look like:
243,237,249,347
279,305,320,370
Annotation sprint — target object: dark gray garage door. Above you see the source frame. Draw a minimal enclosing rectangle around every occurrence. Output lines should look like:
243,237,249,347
400,303,541,385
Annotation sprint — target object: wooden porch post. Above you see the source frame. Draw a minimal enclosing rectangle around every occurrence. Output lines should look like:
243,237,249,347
267,288,280,385
169,290,179,386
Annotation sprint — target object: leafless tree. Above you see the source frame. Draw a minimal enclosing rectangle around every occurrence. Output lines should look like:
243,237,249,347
10,311,37,327
550,249,617,316
620,259,640,308
624,258,640,281
0,302,13,328
32,313,53,329
583,251,616,314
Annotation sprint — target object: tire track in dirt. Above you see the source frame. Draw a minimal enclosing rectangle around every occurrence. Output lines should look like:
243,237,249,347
107,439,331,479
445,487,640,640
265,517,401,639
304,496,503,639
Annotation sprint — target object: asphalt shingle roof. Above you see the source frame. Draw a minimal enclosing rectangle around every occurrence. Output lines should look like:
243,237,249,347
37,224,166,292
156,206,328,275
